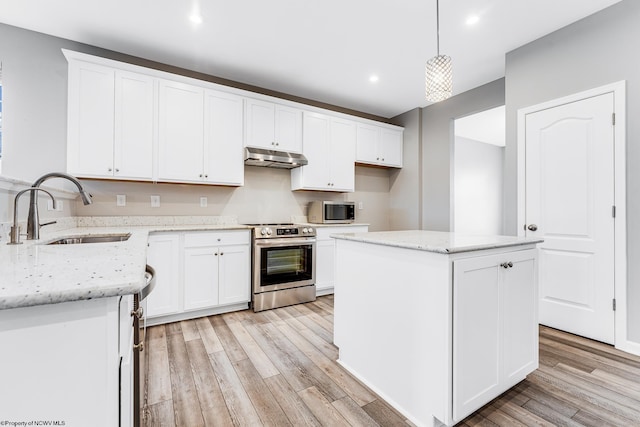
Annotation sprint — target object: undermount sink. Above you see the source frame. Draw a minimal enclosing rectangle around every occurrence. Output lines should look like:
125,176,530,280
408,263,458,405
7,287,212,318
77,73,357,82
46,233,131,245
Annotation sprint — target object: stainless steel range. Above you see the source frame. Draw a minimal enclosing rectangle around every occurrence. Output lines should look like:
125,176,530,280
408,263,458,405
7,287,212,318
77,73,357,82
248,223,316,312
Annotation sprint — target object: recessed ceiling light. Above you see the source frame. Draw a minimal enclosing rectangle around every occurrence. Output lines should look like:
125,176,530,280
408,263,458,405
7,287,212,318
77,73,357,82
466,15,480,26
190,13,203,24
369,75,379,83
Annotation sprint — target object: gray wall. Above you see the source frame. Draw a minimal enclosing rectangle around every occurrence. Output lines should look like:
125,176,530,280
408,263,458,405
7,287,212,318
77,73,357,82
0,23,393,231
389,108,421,230
421,79,506,231
504,0,640,342
453,136,504,235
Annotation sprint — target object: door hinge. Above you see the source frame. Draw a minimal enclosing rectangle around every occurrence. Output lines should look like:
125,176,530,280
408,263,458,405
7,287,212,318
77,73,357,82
612,112,616,126
612,205,616,218
613,298,617,311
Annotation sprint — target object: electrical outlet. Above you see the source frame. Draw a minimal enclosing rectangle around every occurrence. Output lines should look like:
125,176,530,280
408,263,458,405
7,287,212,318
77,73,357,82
150,195,160,208
200,197,208,208
358,201,364,210
117,195,126,207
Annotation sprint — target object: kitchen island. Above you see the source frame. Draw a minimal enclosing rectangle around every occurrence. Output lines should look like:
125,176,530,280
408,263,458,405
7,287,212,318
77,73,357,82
332,230,543,427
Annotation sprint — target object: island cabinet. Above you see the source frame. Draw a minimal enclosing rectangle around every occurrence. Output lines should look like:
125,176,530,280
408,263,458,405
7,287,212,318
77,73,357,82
0,296,134,426
291,112,356,192
146,230,251,325
333,230,541,427
244,97,303,153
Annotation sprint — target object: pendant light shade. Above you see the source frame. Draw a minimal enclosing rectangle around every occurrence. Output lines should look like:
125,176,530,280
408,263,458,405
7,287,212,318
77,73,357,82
425,54,452,102
425,0,452,102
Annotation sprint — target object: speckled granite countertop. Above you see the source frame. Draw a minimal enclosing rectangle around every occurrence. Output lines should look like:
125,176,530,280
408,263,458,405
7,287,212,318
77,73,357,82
0,217,250,310
331,230,543,254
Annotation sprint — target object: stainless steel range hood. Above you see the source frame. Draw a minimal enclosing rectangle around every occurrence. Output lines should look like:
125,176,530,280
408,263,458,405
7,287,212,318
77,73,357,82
244,147,308,169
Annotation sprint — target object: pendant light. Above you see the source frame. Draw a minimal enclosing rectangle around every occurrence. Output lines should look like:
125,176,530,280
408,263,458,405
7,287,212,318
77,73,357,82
425,0,452,102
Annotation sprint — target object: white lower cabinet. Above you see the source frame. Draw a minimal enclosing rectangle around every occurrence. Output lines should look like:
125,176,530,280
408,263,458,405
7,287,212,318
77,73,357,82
315,225,368,295
146,230,251,325
146,233,181,317
453,249,538,421
0,296,130,426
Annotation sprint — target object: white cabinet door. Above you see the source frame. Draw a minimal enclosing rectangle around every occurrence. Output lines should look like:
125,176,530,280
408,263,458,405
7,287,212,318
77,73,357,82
356,123,379,164
184,247,220,310
379,128,403,167
158,80,204,182
204,90,244,186
502,250,538,386
453,254,502,421
452,249,538,422
114,70,154,180
146,234,181,318
218,244,251,305
275,104,302,153
67,61,115,177
329,117,356,191
245,98,303,152
245,98,275,150
315,239,336,293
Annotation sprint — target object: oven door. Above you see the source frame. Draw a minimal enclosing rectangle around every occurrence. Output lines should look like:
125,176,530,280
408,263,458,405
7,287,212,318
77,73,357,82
254,237,316,293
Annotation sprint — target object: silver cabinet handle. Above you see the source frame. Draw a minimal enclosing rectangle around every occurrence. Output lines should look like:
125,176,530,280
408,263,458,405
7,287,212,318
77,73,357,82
527,224,538,231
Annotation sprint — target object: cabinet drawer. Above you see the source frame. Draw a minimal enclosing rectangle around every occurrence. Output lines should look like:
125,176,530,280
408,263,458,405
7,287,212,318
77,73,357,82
184,230,250,247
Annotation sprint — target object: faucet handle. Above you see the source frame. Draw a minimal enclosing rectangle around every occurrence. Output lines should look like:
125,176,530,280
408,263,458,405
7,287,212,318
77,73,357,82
40,221,57,228
8,225,24,245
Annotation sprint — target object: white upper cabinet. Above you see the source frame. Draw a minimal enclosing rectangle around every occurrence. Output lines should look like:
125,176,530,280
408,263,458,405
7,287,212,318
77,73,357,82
245,98,302,153
114,71,154,179
356,123,403,168
157,82,244,186
158,80,205,183
291,112,356,192
204,90,244,186
67,61,154,180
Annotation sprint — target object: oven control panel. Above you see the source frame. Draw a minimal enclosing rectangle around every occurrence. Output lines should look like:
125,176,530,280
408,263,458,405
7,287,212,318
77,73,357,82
254,225,315,238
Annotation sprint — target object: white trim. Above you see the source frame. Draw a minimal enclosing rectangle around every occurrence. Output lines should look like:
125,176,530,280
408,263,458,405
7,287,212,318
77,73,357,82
516,81,635,355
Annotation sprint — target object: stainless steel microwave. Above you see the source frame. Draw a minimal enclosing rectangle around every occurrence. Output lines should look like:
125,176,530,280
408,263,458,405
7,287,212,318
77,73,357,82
308,201,355,224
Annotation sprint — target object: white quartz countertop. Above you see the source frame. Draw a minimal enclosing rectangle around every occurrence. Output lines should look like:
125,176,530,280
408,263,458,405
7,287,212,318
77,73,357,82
331,230,543,254
0,223,250,310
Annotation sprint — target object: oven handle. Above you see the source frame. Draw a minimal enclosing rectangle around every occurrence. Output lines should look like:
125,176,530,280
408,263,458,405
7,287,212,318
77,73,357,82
255,237,316,247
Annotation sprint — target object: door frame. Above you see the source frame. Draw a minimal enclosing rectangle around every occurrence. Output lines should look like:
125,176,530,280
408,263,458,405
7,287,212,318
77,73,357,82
516,81,635,355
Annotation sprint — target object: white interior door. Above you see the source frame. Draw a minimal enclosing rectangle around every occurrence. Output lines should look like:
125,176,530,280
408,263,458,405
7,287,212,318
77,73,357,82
525,93,615,344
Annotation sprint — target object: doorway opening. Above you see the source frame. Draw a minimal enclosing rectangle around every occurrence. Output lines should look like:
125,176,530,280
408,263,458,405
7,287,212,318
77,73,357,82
452,105,505,235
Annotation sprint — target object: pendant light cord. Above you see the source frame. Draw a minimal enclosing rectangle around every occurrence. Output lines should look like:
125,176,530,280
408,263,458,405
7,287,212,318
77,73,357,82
436,0,441,56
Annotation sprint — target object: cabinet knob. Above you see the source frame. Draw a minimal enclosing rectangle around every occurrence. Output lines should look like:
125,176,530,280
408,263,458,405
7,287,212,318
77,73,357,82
108,168,112,172
205,174,208,178
199,174,203,178
376,157,380,161
527,224,538,231
276,142,279,146
500,262,514,269
381,158,384,162
215,252,218,256
115,168,120,173
220,252,224,256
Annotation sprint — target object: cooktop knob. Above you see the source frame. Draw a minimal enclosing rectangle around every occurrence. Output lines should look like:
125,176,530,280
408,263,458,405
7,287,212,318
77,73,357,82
266,228,272,236
303,227,309,233
260,228,267,236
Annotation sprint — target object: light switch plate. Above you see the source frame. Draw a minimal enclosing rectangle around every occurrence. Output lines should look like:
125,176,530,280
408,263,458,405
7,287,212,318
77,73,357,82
150,195,160,208
358,202,364,210
200,197,208,208
116,195,126,207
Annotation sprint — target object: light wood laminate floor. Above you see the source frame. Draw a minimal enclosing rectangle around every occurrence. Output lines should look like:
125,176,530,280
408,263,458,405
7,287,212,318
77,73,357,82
143,296,640,426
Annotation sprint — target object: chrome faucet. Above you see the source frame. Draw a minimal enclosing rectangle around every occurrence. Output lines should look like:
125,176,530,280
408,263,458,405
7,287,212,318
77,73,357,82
26,172,93,240
8,188,56,245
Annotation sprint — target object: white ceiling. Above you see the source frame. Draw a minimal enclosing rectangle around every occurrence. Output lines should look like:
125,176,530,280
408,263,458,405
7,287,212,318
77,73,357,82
0,0,622,118
455,106,505,147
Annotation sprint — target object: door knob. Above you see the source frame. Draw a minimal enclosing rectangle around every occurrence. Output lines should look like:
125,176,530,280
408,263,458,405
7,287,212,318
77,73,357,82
527,224,538,231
